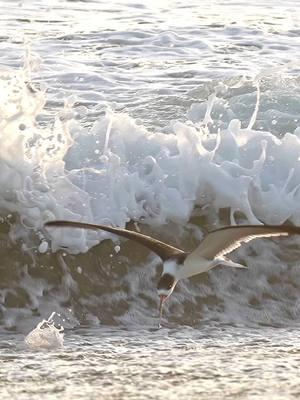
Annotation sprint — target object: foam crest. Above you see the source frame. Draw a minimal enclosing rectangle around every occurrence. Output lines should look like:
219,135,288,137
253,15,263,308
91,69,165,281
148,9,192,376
0,66,299,256
66,99,300,234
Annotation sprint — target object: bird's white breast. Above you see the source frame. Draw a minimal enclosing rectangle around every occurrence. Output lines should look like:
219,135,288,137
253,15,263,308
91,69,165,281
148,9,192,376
162,260,178,276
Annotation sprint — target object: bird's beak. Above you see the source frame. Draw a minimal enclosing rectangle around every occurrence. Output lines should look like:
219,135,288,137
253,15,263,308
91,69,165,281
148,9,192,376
158,295,167,327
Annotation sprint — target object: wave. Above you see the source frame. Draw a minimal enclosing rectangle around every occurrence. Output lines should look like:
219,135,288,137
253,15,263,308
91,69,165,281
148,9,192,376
0,63,300,332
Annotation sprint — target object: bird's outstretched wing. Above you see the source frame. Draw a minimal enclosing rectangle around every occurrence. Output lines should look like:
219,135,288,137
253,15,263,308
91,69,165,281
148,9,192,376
187,224,300,261
45,220,186,261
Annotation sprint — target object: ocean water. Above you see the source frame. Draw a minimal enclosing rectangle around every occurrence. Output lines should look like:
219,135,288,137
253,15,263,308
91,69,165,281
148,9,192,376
0,0,300,398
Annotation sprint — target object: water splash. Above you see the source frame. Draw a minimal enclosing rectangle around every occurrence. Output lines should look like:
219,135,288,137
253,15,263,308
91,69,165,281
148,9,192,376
0,61,299,256
0,58,300,329
24,312,64,349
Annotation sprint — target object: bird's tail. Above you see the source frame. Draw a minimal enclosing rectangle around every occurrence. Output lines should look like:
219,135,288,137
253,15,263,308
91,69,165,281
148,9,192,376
214,257,247,269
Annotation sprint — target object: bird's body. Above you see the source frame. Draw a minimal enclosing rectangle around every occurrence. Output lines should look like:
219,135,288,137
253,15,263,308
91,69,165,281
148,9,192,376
183,256,218,278
162,257,214,281
45,220,300,323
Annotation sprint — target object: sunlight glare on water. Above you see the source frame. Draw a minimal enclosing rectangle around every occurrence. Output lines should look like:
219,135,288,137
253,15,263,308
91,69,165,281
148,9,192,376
1,327,300,399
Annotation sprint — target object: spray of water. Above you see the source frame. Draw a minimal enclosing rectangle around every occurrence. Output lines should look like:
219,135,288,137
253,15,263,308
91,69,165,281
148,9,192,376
24,312,64,349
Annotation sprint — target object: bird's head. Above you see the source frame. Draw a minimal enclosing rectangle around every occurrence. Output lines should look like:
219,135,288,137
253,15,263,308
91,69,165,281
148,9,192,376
156,259,181,326
157,259,179,299
157,273,177,302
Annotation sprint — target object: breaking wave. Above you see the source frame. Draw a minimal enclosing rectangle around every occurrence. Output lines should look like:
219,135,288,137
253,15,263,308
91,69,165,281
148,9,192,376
0,61,300,332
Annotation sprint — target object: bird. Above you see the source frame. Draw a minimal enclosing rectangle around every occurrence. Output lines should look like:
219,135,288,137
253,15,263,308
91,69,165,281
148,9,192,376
44,220,300,323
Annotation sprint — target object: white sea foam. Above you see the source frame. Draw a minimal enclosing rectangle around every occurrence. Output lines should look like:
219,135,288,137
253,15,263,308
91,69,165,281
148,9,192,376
24,312,64,349
0,66,299,255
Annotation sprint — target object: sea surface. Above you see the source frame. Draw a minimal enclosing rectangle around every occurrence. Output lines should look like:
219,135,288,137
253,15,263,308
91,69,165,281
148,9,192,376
0,0,300,398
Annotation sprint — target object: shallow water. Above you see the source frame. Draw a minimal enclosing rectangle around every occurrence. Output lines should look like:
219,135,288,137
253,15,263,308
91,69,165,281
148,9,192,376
2,326,300,399
0,0,300,398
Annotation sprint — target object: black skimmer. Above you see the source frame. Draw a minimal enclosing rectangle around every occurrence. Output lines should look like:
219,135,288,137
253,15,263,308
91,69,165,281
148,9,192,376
45,221,300,323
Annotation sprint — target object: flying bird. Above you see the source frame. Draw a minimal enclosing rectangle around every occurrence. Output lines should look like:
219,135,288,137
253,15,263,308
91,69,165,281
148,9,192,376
45,220,300,322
